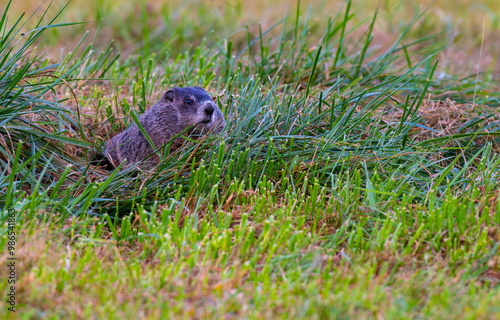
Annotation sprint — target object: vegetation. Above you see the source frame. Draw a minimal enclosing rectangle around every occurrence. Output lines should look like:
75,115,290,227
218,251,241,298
0,0,499,318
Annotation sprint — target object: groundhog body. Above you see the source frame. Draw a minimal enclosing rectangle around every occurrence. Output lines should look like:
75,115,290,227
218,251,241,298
93,86,225,169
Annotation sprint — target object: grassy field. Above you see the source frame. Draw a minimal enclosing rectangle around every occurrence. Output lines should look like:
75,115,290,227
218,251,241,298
1,0,500,318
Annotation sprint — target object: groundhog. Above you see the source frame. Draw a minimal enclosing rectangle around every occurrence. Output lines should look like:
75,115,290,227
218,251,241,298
91,86,225,170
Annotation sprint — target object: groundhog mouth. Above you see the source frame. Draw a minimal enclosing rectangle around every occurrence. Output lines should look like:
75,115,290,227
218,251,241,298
196,120,224,134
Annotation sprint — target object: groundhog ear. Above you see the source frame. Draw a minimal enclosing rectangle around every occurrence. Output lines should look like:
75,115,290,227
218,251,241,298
164,89,175,102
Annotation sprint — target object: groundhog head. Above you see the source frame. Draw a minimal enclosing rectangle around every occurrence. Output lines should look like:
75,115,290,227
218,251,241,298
163,86,225,134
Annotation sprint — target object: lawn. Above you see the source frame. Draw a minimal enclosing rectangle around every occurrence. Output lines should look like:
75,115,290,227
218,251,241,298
0,0,499,318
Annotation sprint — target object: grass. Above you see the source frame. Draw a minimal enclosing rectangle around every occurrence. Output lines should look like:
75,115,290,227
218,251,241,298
1,0,500,318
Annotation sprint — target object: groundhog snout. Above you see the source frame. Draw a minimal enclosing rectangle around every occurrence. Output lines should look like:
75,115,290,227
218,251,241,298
204,104,214,117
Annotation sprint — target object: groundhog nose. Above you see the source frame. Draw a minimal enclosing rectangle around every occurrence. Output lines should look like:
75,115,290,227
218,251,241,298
205,105,214,117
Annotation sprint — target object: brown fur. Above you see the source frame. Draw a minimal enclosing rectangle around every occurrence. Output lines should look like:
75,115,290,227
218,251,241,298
91,87,225,170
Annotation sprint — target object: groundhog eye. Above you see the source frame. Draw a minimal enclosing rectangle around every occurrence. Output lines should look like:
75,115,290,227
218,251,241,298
185,98,193,105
